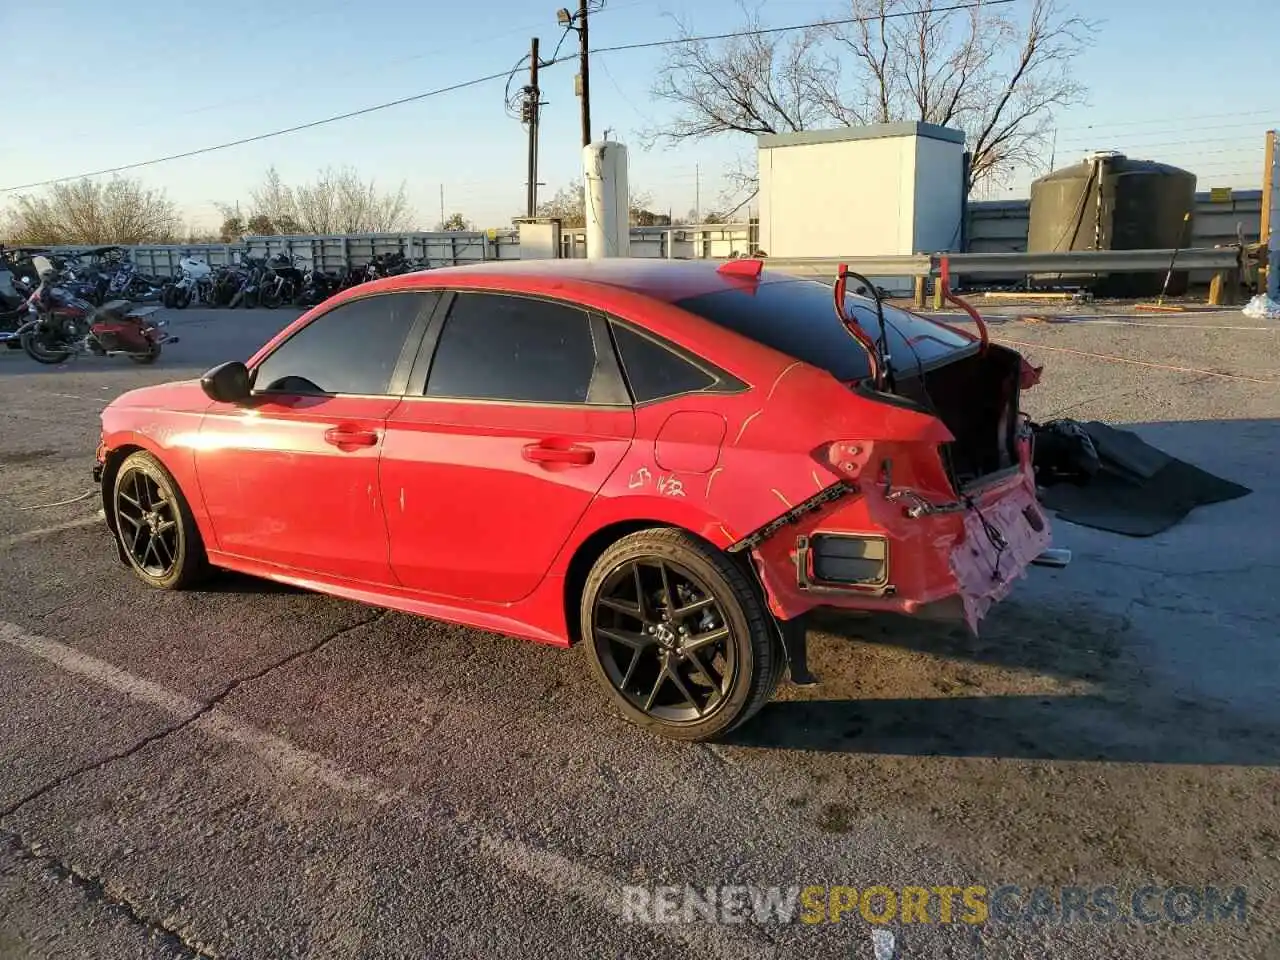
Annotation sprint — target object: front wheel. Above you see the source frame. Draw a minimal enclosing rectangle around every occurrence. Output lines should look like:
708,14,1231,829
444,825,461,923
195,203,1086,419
580,528,783,741
174,288,191,309
20,329,71,364
112,451,209,590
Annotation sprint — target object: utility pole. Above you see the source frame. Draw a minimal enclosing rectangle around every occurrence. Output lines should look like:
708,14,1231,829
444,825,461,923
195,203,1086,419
578,0,591,146
524,37,541,218
439,184,445,228
695,164,700,223
556,3,591,145
1261,129,1276,297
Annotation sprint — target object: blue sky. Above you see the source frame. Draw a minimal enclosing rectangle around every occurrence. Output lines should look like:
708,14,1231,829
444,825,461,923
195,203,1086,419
2,0,1275,230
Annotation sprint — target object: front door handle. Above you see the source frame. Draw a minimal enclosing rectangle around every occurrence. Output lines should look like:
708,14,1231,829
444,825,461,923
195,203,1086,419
522,442,595,466
324,426,378,449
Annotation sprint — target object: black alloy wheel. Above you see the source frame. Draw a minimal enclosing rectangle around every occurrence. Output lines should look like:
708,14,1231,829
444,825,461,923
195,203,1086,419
112,451,208,590
595,556,736,722
582,529,783,741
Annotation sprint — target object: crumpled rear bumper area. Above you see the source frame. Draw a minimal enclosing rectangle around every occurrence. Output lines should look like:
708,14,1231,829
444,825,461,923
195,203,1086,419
947,477,1052,631
745,465,1052,633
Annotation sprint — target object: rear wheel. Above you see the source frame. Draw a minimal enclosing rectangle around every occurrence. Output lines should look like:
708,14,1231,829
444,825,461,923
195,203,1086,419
112,451,209,590
128,343,161,364
581,529,782,741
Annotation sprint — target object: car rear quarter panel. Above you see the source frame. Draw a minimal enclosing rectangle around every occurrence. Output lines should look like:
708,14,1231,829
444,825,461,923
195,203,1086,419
548,349,955,578
681,363,954,539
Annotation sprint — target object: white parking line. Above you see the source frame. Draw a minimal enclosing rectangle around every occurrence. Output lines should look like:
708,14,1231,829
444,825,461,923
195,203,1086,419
0,622,387,799
0,515,104,549
0,623,771,959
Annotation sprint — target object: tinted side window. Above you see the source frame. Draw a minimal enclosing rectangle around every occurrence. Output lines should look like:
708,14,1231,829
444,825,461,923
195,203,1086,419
254,293,431,395
425,293,597,404
611,323,715,403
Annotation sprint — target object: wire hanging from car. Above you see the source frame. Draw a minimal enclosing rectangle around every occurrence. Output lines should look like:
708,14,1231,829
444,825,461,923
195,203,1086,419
966,497,1008,584
833,267,896,394
14,489,95,511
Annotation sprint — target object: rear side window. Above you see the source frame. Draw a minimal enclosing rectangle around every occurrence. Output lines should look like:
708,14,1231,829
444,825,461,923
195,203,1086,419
425,292,598,404
253,292,431,395
675,279,972,381
610,323,715,403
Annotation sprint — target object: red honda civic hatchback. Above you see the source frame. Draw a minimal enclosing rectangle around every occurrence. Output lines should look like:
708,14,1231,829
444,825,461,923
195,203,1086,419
94,258,1050,740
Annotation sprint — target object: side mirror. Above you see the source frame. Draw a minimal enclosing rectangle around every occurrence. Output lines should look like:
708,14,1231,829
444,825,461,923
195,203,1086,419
200,361,252,404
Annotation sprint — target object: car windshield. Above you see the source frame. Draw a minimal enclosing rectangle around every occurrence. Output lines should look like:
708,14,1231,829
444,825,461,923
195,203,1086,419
674,278,974,381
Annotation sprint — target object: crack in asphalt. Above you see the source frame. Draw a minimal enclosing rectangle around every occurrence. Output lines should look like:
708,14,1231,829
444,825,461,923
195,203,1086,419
0,611,389,958
2,831,214,958
0,609,389,823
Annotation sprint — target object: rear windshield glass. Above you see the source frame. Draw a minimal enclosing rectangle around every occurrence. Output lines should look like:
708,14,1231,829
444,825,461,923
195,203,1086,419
675,278,973,381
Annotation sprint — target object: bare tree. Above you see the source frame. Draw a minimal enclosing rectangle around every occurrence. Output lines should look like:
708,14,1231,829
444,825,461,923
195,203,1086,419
647,0,1094,189
3,176,180,245
643,4,833,145
527,180,656,229
218,166,415,236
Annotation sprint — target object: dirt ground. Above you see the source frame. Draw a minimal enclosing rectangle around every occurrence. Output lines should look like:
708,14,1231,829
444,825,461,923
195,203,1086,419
0,301,1276,959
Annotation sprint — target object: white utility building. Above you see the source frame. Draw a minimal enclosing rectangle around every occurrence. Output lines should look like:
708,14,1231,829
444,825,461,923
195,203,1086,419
757,122,967,269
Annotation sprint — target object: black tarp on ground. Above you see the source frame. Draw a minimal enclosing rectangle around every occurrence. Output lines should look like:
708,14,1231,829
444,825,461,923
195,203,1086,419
1037,421,1252,537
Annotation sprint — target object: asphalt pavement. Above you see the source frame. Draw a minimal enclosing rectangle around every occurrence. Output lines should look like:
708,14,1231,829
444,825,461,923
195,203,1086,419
0,302,1277,959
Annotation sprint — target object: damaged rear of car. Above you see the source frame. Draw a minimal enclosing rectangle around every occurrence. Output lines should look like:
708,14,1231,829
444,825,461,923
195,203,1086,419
674,268,1053,639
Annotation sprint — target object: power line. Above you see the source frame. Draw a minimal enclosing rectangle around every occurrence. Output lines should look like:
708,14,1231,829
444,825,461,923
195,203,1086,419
1052,109,1279,135
1,70,515,193
4,0,1016,193
583,0,1016,57
174,20,555,124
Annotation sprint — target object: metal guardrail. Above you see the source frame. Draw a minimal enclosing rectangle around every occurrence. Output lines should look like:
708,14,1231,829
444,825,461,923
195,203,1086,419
945,247,1241,276
759,255,933,278
760,247,1242,279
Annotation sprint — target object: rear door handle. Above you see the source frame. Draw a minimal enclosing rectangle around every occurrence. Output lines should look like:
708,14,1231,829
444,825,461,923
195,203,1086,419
324,426,378,449
522,442,595,465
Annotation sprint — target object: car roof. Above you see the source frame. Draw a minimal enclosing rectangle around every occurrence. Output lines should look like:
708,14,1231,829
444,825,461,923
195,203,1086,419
390,257,803,304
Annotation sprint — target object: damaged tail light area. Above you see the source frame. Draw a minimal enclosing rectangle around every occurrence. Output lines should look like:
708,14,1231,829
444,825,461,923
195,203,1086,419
812,440,876,481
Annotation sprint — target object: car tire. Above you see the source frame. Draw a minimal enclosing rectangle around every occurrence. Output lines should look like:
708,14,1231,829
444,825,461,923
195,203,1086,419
580,528,782,741
112,451,209,590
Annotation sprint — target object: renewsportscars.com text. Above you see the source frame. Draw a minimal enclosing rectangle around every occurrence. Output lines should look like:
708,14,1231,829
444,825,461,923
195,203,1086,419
621,884,1248,926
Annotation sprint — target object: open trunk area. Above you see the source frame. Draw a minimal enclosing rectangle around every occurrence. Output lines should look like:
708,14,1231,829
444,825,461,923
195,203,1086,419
895,344,1024,490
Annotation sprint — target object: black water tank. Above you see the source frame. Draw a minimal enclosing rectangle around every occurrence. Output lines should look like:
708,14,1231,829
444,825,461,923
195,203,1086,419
1027,152,1197,296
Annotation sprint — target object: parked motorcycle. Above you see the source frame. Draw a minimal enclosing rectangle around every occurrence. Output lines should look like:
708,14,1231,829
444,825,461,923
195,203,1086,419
295,266,346,307
3,272,177,364
259,253,306,308
105,260,166,303
0,260,31,349
162,255,213,309
228,257,268,309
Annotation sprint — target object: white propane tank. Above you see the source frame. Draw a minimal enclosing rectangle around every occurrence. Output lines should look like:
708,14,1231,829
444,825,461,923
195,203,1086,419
582,141,630,259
